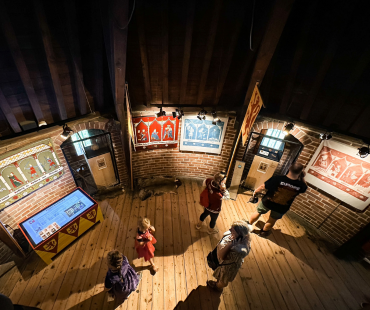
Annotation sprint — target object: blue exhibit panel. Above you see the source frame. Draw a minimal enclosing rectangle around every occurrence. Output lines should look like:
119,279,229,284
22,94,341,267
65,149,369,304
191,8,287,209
19,189,95,247
183,141,219,148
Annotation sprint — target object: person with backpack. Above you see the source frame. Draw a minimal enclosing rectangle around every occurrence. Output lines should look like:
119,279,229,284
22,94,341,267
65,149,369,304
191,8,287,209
206,221,251,291
247,162,308,237
196,172,228,234
104,250,141,307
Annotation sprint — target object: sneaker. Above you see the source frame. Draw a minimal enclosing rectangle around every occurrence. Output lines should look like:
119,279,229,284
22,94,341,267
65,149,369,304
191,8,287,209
208,227,219,235
259,230,272,238
195,221,202,230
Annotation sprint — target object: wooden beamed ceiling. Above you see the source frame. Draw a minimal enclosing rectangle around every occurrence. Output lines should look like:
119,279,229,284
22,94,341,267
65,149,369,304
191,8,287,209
1,0,370,141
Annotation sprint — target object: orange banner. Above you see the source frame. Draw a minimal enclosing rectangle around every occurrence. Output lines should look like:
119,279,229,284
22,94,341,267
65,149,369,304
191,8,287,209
241,84,264,145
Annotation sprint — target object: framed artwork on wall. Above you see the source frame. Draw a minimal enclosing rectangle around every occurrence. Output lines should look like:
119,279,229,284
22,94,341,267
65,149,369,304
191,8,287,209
0,138,64,211
132,116,179,150
179,115,228,155
305,140,370,211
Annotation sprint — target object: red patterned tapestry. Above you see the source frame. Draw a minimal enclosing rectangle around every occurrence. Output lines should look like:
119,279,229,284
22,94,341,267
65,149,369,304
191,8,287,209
132,116,179,151
305,140,370,211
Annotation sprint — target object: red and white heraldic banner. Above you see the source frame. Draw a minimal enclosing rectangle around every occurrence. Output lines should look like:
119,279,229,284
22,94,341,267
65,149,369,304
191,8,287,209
306,140,370,211
241,84,264,146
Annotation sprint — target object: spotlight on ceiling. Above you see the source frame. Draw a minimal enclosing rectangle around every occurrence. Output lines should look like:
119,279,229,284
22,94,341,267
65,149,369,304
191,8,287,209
357,145,370,159
211,110,220,125
320,132,333,140
60,124,73,140
283,122,294,135
172,108,184,119
156,107,166,118
197,109,207,120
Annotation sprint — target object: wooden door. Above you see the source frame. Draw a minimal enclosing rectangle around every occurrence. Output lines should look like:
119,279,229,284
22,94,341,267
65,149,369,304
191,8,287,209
244,156,278,190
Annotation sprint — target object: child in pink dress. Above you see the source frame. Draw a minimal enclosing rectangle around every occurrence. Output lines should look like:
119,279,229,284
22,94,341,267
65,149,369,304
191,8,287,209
135,217,158,273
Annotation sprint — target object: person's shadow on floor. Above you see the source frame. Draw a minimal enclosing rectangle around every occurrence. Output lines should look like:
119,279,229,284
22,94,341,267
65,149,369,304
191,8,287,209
174,285,221,310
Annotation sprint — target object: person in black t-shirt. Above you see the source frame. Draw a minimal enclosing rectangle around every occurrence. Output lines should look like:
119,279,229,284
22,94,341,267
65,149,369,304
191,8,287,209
247,163,308,237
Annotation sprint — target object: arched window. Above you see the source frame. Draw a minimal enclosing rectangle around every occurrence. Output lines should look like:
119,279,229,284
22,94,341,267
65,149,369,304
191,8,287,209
261,129,286,150
71,129,104,156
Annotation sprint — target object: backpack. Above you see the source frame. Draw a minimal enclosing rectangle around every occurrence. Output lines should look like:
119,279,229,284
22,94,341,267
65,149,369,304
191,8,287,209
200,187,209,208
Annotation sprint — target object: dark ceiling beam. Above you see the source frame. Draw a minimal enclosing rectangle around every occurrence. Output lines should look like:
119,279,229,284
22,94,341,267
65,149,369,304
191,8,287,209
196,0,223,106
0,1,45,124
0,88,22,133
179,0,195,106
64,0,88,115
242,0,295,107
279,0,317,115
137,2,152,106
323,50,370,127
34,0,68,120
213,5,244,106
299,4,356,121
162,0,169,104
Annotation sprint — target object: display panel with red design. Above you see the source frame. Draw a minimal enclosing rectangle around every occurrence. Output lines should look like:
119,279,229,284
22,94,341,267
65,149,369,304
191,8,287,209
133,116,179,150
306,140,370,211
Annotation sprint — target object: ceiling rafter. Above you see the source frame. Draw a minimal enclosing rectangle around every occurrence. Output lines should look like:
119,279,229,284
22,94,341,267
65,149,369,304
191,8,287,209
0,88,22,133
279,0,318,115
213,3,245,106
34,0,68,121
196,0,223,106
64,0,88,115
137,1,152,106
0,0,45,124
179,0,195,106
243,0,295,107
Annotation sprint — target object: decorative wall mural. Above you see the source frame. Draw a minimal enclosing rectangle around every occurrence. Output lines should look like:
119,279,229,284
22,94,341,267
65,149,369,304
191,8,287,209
305,140,370,211
179,115,229,154
0,139,64,210
133,116,179,150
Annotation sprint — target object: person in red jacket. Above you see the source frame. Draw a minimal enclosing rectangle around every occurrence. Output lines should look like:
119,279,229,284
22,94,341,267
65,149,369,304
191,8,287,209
196,173,227,234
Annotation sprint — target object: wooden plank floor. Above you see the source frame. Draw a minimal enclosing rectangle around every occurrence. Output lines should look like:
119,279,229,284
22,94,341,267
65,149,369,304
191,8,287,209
1,178,370,310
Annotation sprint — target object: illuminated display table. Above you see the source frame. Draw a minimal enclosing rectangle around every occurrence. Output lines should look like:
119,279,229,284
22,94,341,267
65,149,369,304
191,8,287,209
18,187,103,264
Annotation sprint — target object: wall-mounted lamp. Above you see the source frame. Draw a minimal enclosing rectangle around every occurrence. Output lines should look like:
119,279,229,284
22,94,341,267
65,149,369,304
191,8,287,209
38,121,47,127
156,107,166,117
172,108,184,120
197,109,207,120
60,124,73,140
357,145,370,158
211,110,221,125
320,132,332,140
283,122,294,135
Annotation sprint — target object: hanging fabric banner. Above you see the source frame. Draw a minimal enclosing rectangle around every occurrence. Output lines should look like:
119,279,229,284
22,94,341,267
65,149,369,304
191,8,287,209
241,84,264,145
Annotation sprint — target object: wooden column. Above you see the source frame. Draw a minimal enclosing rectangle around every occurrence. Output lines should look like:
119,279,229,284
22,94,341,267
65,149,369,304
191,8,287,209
179,0,195,106
34,0,68,120
64,0,88,115
0,1,45,123
137,2,152,106
196,0,223,105
242,0,295,107
112,0,131,187
0,88,22,133
162,0,169,104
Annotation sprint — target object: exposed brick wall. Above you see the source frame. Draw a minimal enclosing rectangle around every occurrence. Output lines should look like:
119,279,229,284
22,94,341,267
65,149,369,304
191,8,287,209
0,115,129,263
235,116,370,245
132,117,237,180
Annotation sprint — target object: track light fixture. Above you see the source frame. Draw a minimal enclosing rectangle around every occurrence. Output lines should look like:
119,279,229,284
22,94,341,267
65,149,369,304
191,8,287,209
156,107,166,118
197,109,207,120
172,108,184,119
283,122,294,135
357,145,370,159
60,124,73,140
211,110,221,125
320,132,333,140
